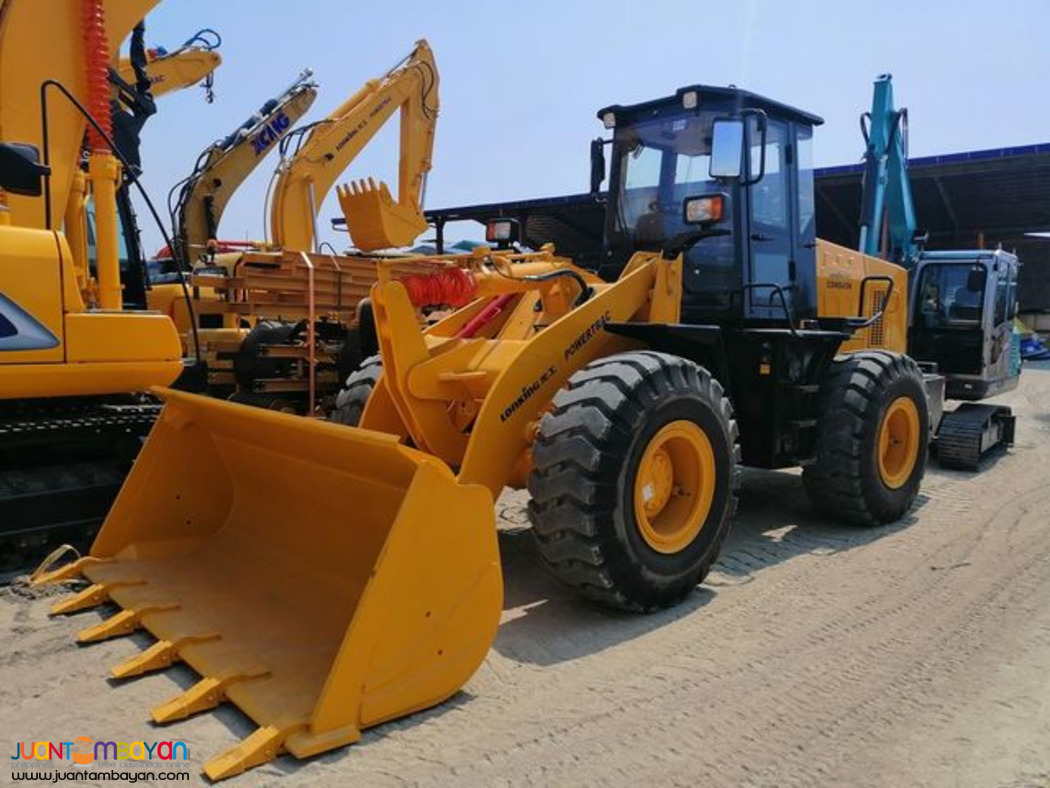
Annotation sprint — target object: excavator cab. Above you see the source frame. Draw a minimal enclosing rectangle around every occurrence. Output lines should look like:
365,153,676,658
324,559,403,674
910,250,1021,401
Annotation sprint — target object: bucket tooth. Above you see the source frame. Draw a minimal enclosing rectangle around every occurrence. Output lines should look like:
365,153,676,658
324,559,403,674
51,579,144,616
110,632,221,680
77,602,179,643
203,723,304,782
31,556,103,586
151,668,270,724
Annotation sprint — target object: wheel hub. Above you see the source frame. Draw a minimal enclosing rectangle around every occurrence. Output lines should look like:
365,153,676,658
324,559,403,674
633,420,717,554
877,396,920,489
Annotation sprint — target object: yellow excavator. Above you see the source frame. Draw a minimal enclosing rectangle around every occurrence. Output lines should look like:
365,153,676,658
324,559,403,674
146,69,319,335
182,40,439,410
0,0,205,573
169,69,318,267
39,79,933,780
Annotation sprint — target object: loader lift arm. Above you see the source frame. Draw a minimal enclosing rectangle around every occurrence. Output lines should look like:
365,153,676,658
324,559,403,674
269,39,438,253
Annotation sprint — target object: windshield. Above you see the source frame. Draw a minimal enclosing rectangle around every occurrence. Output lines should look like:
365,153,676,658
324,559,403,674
609,112,736,283
915,263,987,328
612,113,723,243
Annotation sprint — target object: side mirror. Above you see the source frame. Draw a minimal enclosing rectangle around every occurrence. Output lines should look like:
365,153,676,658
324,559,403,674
966,266,986,293
683,193,726,226
0,142,49,197
709,119,744,179
589,138,607,194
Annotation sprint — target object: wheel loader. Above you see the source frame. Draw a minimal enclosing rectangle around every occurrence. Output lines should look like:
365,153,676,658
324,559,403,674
39,83,936,779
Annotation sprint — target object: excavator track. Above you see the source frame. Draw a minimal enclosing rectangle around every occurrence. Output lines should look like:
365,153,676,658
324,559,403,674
0,400,161,580
935,403,1015,470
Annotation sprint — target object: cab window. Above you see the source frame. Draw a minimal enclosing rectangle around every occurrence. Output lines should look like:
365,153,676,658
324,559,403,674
917,263,986,328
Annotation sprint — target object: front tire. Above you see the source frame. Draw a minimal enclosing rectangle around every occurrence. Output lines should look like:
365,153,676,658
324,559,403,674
528,351,738,612
803,351,929,526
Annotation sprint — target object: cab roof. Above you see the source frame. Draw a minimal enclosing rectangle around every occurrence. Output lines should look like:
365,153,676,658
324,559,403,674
597,85,824,127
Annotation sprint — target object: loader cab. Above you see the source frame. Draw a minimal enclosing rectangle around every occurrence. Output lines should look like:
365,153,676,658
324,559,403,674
910,250,1020,399
598,86,823,327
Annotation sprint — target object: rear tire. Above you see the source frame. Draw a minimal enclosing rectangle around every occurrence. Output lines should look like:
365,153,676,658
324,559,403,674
330,355,383,426
528,351,738,612
803,350,929,526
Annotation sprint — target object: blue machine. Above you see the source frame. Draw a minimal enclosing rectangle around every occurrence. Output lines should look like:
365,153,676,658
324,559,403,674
857,74,1018,468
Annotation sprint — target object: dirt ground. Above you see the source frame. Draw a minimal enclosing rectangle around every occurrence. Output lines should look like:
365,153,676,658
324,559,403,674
3,363,1050,788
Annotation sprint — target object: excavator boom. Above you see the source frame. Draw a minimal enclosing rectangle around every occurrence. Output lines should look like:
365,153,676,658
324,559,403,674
269,39,438,252
174,70,317,261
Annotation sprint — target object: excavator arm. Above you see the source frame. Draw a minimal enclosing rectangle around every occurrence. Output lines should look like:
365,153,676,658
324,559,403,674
269,39,438,252
173,71,317,262
116,28,221,101
858,74,920,265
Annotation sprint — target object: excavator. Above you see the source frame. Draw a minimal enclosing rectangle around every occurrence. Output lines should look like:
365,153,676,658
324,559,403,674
181,40,439,410
0,0,205,574
169,69,317,268
857,74,1019,468
40,82,938,778
147,68,319,335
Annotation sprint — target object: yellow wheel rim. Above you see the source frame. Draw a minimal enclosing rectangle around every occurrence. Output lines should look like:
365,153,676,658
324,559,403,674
877,396,920,489
633,420,717,554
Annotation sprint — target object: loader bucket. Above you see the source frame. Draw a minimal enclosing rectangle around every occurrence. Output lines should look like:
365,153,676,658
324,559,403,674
38,388,502,780
337,178,427,252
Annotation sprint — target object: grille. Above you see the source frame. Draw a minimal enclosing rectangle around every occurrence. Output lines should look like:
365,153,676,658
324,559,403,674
868,289,886,347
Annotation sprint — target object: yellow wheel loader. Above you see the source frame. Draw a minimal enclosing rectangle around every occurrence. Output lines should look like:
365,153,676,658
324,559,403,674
40,84,935,779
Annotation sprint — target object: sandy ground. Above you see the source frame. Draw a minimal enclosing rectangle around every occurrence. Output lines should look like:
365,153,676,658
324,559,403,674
3,363,1050,788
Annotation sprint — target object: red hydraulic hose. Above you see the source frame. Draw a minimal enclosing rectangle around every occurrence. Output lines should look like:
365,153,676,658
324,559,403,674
81,0,112,152
400,267,477,309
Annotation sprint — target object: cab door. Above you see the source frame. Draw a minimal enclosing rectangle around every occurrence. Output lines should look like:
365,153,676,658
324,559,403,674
746,117,795,320
984,255,1018,387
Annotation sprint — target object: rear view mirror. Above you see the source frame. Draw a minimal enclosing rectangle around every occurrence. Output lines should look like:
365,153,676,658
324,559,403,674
0,142,49,197
589,138,607,194
966,266,986,293
709,119,744,179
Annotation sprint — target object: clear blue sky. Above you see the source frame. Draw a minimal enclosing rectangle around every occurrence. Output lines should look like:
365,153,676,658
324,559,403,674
130,0,1050,253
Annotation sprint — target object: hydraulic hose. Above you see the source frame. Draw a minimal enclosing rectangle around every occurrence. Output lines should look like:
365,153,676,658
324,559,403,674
81,0,112,152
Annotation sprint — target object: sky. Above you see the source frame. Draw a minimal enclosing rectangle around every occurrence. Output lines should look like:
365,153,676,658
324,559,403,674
129,0,1050,253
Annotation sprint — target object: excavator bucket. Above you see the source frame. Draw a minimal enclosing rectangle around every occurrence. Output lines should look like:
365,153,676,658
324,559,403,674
337,178,427,252
36,388,502,781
